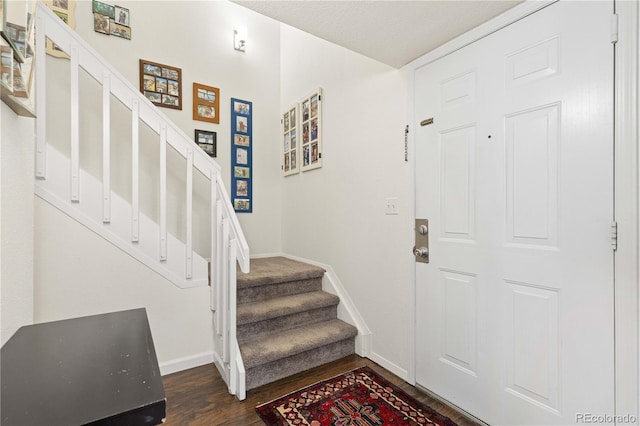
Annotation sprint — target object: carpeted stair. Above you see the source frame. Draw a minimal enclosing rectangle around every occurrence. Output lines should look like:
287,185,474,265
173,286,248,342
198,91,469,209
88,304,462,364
237,257,358,390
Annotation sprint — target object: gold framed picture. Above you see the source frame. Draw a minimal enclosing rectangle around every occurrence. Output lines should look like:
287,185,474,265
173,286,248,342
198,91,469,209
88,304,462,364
193,82,219,124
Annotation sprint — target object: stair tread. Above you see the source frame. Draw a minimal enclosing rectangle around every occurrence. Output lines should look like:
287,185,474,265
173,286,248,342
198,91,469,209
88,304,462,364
237,291,339,325
240,319,357,369
237,257,325,288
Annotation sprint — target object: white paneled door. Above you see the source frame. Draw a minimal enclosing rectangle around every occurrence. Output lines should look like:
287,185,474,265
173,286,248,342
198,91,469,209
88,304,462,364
414,2,614,424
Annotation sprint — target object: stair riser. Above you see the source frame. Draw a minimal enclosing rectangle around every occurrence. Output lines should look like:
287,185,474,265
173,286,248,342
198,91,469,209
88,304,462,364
238,306,337,342
246,338,356,390
237,277,322,304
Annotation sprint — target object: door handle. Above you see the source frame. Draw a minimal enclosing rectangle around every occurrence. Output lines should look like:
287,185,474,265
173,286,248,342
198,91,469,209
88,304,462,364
414,219,429,263
414,247,429,258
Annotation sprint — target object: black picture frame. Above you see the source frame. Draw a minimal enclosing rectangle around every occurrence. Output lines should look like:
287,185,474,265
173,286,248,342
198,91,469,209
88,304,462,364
195,129,216,157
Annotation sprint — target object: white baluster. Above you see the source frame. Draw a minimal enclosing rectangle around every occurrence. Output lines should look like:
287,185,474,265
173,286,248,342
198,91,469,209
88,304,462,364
131,100,140,242
70,43,80,202
159,124,167,261
35,12,46,179
228,238,237,394
215,200,223,335
222,218,230,364
102,73,111,223
186,149,193,279
210,171,218,310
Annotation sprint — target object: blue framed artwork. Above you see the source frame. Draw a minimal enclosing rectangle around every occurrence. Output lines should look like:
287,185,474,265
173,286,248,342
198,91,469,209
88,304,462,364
231,98,252,213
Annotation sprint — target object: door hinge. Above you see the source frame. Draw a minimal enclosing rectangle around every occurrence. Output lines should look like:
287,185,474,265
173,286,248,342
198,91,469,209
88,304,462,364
611,14,619,44
611,221,618,251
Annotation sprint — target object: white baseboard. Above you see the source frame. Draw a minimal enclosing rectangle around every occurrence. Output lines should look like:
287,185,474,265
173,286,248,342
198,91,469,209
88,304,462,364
160,351,214,376
368,351,408,382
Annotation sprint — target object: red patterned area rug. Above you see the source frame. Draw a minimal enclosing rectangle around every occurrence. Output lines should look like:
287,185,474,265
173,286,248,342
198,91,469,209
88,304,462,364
256,366,458,426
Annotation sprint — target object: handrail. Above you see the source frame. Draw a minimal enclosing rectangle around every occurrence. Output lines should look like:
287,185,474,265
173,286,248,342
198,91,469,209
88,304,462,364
35,2,248,398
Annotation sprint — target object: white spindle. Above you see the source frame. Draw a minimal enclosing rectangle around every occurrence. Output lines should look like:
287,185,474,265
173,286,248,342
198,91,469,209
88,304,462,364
131,100,140,242
221,218,230,364
228,239,238,394
70,44,80,202
102,73,111,223
186,149,193,279
35,12,46,179
210,172,218,310
159,125,167,261
215,200,223,334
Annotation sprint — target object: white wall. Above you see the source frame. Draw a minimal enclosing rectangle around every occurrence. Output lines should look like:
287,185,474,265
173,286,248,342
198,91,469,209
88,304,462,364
279,25,411,377
1,102,35,345
33,1,282,368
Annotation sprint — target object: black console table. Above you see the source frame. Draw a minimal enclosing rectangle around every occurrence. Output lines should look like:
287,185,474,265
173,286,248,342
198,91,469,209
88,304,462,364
1,308,166,425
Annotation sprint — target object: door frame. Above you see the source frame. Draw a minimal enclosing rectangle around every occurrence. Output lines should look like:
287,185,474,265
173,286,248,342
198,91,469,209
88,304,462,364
405,0,639,419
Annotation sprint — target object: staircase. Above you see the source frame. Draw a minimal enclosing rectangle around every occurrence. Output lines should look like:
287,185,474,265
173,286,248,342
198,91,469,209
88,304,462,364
236,257,358,390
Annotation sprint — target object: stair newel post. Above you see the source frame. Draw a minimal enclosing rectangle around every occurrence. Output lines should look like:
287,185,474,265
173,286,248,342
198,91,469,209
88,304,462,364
159,124,167,261
102,73,111,223
70,43,80,202
185,149,193,279
228,238,238,395
131,100,140,242
35,10,47,179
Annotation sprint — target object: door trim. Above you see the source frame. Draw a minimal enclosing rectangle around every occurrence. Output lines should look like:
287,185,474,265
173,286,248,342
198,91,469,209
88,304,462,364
406,0,639,420
613,0,639,419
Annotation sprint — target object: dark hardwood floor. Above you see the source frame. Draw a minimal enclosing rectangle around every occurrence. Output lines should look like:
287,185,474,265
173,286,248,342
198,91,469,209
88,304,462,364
161,355,480,425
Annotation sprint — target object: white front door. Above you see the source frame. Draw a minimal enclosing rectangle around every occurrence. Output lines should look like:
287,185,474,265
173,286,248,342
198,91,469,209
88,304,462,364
414,2,615,424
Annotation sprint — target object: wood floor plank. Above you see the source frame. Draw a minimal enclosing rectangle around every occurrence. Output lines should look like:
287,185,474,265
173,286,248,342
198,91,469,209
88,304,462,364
162,355,480,425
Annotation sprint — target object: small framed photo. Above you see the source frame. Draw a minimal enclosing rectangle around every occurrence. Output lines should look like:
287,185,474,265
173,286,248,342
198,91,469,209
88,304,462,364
1,44,14,93
139,59,181,110
93,0,114,18
234,166,250,179
236,116,248,133
236,180,248,197
234,134,250,146
193,82,219,124
234,199,251,211
110,20,130,39
114,5,129,26
93,12,109,34
194,129,216,157
234,101,250,115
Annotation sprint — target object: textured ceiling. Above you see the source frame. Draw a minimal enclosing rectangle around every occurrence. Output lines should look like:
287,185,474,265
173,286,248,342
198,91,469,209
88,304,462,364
233,0,523,68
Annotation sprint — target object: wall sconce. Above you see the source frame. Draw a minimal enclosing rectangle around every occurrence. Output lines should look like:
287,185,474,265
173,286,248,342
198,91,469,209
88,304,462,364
234,26,247,52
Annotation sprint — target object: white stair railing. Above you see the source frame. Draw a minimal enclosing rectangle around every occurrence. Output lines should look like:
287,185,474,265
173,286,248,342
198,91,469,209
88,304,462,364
34,3,249,399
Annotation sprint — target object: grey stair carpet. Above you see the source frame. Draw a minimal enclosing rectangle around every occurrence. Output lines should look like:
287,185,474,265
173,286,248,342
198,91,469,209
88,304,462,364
236,257,357,391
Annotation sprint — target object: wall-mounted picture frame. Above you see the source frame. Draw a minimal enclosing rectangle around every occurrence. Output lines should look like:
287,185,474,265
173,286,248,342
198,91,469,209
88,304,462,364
231,97,253,213
139,59,181,110
1,42,14,93
114,5,129,26
93,1,131,40
282,103,299,176
93,12,109,34
45,0,76,58
195,129,216,157
300,88,323,172
193,82,219,124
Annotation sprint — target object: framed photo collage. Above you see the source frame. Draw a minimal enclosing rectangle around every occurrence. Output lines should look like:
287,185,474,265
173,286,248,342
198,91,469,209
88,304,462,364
231,98,252,213
282,88,322,176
